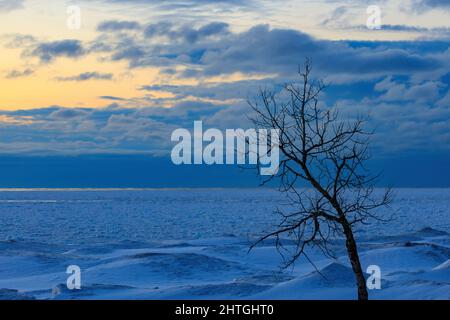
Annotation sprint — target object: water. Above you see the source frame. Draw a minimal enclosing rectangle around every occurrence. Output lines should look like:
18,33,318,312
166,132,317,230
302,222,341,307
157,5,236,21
0,189,449,245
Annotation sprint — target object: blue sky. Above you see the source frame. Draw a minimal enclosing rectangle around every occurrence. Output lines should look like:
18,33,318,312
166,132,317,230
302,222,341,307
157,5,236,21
0,0,449,187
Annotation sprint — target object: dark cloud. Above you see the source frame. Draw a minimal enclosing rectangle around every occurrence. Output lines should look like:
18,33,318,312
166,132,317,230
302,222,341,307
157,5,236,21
0,106,175,155
194,25,442,77
140,78,274,101
110,38,146,63
97,20,142,32
56,72,113,81
144,22,229,43
49,108,91,120
99,23,444,80
100,96,126,101
30,40,85,62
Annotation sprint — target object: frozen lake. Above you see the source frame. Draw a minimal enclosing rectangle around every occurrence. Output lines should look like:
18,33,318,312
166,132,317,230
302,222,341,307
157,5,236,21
0,189,449,300
0,188,449,244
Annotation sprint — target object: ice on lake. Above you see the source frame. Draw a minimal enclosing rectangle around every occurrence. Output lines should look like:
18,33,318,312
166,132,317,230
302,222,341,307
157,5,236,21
0,189,448,300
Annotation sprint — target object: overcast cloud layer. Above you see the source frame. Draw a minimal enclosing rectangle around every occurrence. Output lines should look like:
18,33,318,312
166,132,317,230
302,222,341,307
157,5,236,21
0,0,449,159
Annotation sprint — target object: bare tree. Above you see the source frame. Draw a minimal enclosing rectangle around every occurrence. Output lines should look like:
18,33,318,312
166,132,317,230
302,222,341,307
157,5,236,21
249,59,393,300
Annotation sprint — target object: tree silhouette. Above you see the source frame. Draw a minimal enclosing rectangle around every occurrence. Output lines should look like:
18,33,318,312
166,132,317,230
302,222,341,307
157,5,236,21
249,59,393,300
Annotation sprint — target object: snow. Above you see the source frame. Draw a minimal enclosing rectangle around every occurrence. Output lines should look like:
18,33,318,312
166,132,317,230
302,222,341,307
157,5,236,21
0,189,449,300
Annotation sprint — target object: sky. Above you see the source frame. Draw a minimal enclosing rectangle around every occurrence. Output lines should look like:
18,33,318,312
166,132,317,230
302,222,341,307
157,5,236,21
0,0,450,187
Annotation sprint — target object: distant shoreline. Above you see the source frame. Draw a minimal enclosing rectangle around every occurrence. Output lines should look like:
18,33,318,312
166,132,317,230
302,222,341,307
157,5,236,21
0,187,449,191
0,187,269,192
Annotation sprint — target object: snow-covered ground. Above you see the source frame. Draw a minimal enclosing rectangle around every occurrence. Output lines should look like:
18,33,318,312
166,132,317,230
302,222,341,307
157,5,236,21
0,189,448,300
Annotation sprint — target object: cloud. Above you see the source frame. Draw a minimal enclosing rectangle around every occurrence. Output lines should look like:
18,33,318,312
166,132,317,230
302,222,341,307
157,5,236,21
56,72,113,81
0,0,25,12
0,114,33,125
375,77,444,102
5,68,34,79
98,23,444,82
110,39,146,64
3,34,36,48
30,40,85,62
100,96,126,101
140,78,273,102
1,65,450,157
0,100,228,155
437,91,450,107
49,108,92,120
144,21,229,43
2,19,450,157
193,25,442,78
412,0,450,11
97,20,141,32
0,105,180,155
17,22,446,81
103,0,251,10
321,5,354,29
377,25,429,32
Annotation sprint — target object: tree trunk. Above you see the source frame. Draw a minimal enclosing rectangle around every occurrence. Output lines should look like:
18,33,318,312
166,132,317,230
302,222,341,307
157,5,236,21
341,220,368,300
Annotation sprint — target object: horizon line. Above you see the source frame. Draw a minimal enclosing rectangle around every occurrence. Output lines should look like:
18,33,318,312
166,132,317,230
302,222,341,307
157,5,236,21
0,187,449,192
